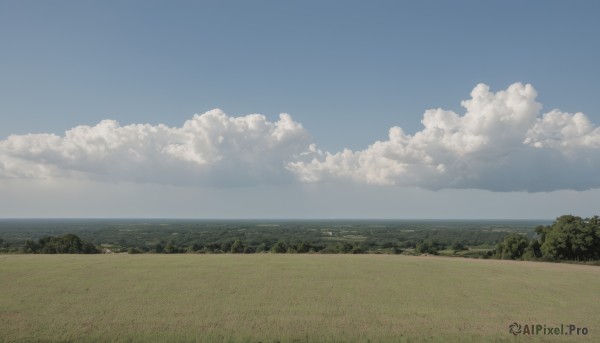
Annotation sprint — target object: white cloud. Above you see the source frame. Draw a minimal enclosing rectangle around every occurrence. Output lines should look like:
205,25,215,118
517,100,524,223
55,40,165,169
1,83,599,192
287,83,600,191
0,109,312,186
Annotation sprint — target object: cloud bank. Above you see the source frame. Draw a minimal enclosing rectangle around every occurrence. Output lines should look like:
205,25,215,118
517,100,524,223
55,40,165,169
1,83,599,191
289,83,600,191
0,110,312,186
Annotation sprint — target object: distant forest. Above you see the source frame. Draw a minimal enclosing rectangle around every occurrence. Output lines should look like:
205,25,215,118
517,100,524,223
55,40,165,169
1,216,599,264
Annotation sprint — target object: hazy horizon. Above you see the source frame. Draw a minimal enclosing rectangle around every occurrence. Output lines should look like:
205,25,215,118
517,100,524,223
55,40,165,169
0,217,554,222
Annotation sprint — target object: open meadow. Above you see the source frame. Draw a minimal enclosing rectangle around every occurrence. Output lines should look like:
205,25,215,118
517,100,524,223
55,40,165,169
1,254,599,342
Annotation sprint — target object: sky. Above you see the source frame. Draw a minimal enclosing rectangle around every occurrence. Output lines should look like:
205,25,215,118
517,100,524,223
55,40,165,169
1,1,599,219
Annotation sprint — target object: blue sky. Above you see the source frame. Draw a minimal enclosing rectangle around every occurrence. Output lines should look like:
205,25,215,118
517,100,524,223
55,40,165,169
1,1,599,218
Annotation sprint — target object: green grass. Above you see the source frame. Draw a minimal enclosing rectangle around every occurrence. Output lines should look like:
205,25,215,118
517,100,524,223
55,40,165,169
1,254,599,342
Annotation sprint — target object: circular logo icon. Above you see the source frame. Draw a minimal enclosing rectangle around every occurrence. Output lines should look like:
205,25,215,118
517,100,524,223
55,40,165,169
509,322,522,336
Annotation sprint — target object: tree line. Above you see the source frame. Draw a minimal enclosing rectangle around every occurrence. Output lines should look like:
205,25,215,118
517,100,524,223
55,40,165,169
23,234,99,254
127,240,368,254
495,215,600,262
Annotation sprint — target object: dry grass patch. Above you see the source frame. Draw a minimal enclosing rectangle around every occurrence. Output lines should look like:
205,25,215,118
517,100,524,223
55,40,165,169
0,254,598,342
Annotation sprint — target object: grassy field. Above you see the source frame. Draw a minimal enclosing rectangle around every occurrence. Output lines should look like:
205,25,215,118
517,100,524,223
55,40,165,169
1,254,599,342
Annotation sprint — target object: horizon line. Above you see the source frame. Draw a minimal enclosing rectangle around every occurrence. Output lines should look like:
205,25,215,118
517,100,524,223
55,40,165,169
0,217,555,221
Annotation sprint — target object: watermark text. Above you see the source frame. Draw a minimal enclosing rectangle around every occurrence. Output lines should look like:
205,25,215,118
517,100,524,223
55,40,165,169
509,322,589,336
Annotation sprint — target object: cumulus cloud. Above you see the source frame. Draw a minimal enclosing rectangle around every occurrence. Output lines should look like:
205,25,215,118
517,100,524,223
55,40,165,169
1,83,599,192
287,83,600,192
0,109,312,186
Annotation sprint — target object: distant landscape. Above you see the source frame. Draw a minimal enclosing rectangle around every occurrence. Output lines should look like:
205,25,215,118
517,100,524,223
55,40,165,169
0,218,543,257
2,216,599,264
